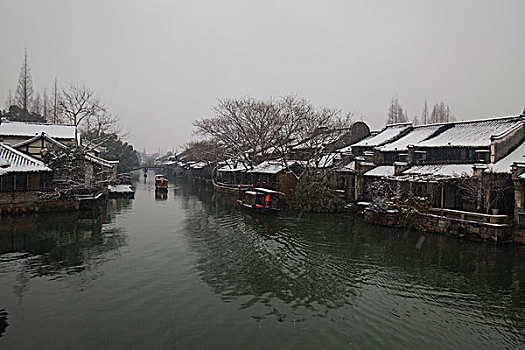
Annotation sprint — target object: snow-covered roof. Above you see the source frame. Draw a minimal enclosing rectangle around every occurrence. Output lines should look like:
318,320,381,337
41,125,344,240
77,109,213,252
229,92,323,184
380,124,443,152
217,162,249,172
190,161,208,169
107,184,134,193
337,144,353,153
0,121,77,140
402,164,474,177
0,143,51,175
417,116,522,148
337,160,356,173
12,131,69,149
253,187,285,195
247,160,301,174
86,153,118,168
363,165,395,177
13,132,117,168
488,141,525,173
352,123,411,148
307,153,340,168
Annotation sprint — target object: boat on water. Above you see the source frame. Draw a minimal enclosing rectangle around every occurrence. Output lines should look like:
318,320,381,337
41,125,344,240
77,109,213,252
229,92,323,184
155,174,168,192
108,184,135,199
236,188,284,215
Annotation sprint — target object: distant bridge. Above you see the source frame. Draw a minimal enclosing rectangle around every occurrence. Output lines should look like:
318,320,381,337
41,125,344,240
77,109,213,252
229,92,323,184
130,165,170,172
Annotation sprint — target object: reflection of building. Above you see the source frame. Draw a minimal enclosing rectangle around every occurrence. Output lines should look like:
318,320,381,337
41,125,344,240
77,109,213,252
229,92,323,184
182,182,525,326
0,309,7,338
0,199,131,277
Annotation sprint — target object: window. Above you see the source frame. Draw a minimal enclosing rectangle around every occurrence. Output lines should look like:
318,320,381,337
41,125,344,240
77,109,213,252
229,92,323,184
15,174,28,190
1,175,14,191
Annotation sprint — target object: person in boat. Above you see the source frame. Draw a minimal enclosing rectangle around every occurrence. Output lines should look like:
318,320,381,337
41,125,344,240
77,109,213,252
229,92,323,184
265,194,272,208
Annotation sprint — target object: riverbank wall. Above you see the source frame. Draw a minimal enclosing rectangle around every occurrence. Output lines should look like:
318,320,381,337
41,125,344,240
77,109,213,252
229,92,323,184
0,190,110,216
0,198,80,215
362,208,522,244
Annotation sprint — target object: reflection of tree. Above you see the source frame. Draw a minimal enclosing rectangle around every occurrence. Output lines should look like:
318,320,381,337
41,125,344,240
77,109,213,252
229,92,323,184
182,186,365,322
181,183,525,331
0,199,132,297
0,309,7,338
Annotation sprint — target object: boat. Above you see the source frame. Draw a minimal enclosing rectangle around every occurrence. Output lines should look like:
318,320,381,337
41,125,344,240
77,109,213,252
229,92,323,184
236,188,284,215
108,184,135,199
155,174,168,192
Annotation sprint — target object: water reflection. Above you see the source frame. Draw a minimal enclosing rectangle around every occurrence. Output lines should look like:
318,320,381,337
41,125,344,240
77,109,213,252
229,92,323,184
155,191,168,200
0,199,132,281
0,309,7,338
182,184,525,344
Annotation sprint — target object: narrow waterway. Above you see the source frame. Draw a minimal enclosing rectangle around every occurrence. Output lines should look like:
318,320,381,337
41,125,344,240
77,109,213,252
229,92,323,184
0,171,524,349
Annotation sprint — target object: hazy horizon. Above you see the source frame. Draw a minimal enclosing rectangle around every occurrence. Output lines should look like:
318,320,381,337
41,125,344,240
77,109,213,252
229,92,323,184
1,0,524,153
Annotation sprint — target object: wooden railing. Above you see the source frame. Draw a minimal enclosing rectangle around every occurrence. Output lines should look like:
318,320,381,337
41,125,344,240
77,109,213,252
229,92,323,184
429,208,511,225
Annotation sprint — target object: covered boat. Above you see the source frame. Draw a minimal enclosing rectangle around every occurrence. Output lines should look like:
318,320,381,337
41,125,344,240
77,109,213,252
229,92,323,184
236,188,284,215
155,174,168,192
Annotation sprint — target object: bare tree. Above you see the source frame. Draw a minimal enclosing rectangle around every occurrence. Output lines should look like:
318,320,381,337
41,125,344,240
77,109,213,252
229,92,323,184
52,78,60,123
386,96,408,125
194,96,281,168
59,84,105,127
193,96,351,171
421,99,429,125
32,92,42,115
81,112,122,150
429,101,456,123
460,172,513,213
181,139,226,162
5,90,14,108
15,49,34,114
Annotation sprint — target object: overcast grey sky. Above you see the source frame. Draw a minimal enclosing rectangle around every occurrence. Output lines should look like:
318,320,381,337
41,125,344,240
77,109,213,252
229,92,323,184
1,0,524,152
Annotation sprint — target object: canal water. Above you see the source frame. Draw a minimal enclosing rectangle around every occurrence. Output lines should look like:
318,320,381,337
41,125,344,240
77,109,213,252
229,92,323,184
0,171,524,349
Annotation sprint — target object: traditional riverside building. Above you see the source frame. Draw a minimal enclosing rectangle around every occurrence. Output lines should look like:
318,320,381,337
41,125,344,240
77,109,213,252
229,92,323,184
408,116,524,165
351,123,412,157
216,161,249,185
353,115,525,210
0,143,52,211
246,159,304,199
377,124,445,164
11,132,118,185
347,112,525,242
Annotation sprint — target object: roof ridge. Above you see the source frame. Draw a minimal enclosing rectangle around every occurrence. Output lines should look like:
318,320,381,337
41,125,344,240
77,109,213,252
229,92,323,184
0,142,45,166
1,120,76,127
